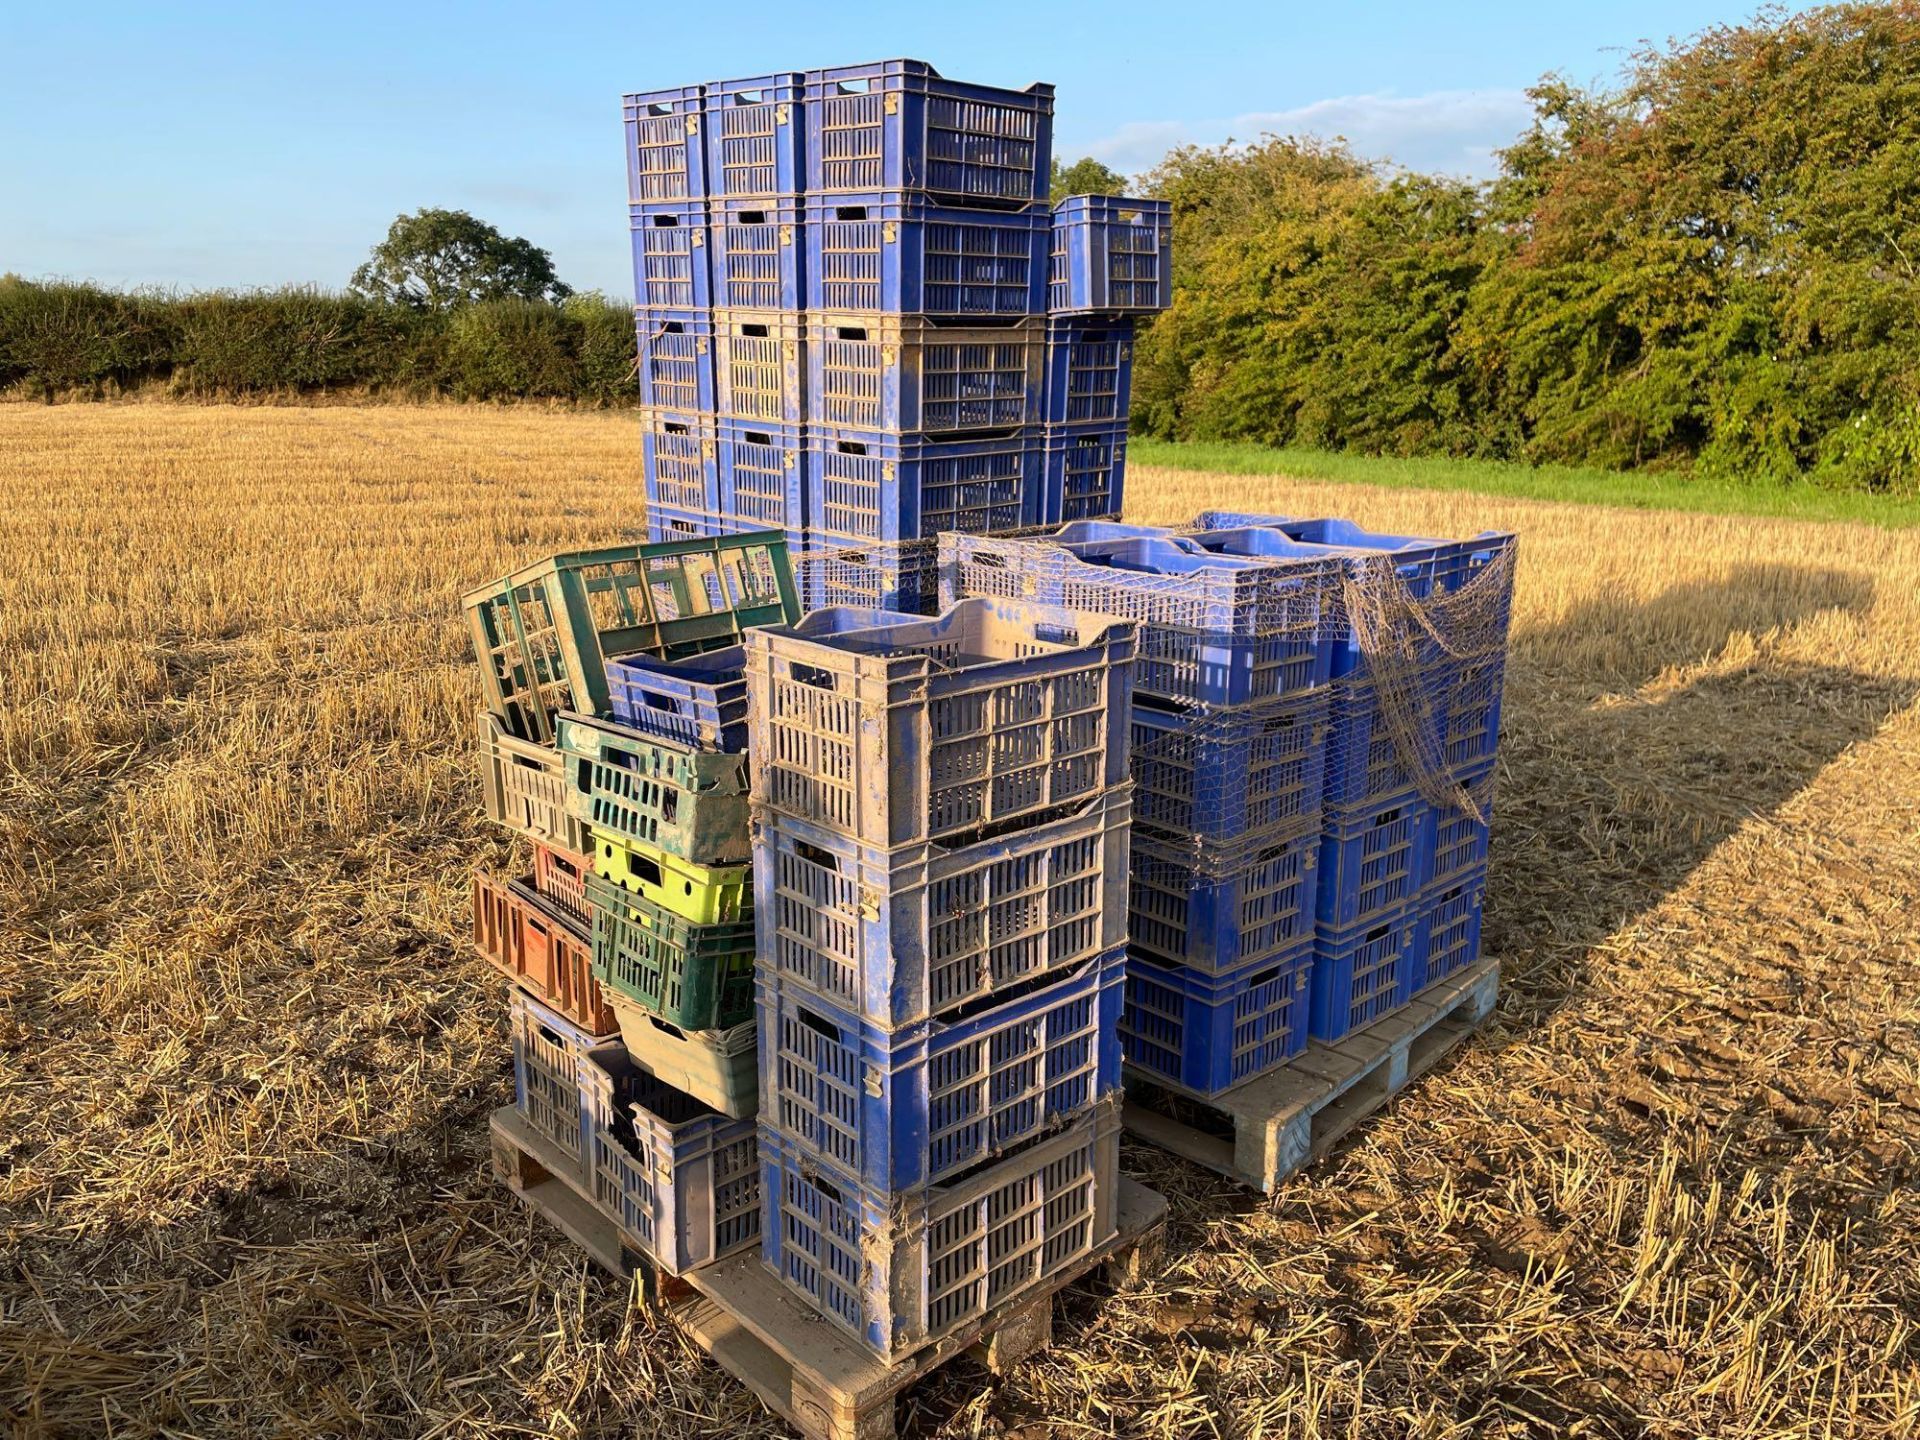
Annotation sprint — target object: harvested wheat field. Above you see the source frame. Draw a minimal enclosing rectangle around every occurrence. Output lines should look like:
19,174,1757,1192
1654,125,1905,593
3,403,1918,1440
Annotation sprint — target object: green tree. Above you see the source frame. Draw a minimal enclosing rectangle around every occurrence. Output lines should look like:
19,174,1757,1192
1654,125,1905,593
350,208,573,311
1050,156,1128,202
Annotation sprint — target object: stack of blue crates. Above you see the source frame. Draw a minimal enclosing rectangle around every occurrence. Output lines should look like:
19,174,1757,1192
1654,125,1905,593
740,597,1136,1360
625,59,1171,613
938,514,1515,1100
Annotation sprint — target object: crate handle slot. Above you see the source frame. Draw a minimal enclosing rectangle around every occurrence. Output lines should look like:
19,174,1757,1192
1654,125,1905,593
834,440,869,457
745,430,773,446
1367,924,1390,943
731,89,764,105
809,1172,845,1206
834,326,868,343
646,101,676,116
833,206,868,222
1374,808,1402,828
650,213,680,228
740,209,767,225
833,78,870,96
624,851,664,888
538,1024,565,1047
792,837,842,871
788,661,837,691
1247,966,1281,989
647,1015,687,1040
1033,623,1080,646
743,323,769,338
796,1006,842,1042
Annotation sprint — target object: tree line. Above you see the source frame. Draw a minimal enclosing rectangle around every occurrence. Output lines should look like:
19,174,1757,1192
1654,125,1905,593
5,4,1917,492
1134,2,1920,494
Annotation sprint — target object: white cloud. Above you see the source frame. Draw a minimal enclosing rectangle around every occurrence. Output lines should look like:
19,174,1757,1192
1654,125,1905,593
1076,89,1537,181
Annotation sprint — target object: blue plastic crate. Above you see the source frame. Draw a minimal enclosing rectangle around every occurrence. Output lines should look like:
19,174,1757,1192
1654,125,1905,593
715,311,805,425
1039,422,1127,524
804,194,1048,315
717,419,805,532
646,501,735,544
1318,795,1434,930
635,309,715,414
711,199,804,310
1119,944,1312,1097
807,315,1042,435
624,84,706,202
508,988,605,1181
1429,762,1494,888
1130,691,1329,855
642,410,718,515
792,534,941,614
1439,655,1507,775
1049,195,1173,314
752,791,1130,1027
758,947,1122,1192
1309,905,1423,1042
938,532,1341,707
809,427,1038,541
1129,828,1318,975
607,645,749,753
581,1043,760,1273
629,202,712,309
758,1100,1119,1361
804,59,1053,204
1322,670,1443,809
703,72,804,198
1413,867,1486,992
1043,315,1135,425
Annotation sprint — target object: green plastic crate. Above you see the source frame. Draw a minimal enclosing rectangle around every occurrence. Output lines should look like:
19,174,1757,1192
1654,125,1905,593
465,531,800,744
586,871,757,1030
555,712,751,864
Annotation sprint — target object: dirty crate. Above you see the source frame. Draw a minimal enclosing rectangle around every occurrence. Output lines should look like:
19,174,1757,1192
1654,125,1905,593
636,309,716,414
1414,868,1486,993
1049,195,1172,314
607,997,758,1119
582,1042,760,1273
759,946,1123,1192
803,59,1053,204
715,311,805,425
753,788,1131,1029
809,427,1040,541
592,827,752,926
1040,422,1128,525
711,198,805,310
624,84,706,202
474,871,617,1036
1119,944,1313,1097
807,315,1043,434
479,711,593,852
586,870,757,1032
1309,904,1425,1043
464,532,799,745
643,409,720,515
703,72,804,198
759,1096,1119,1362
532,841,594,929
1317,795,1435,931
556,711,751,864
1042,316,1134,426
718,420,806,533
743,597,1135,847
630,201,713,309
791,535,941,615
1128,828,1318,976
804,193,1048,315
607,645,750,755
1129,691,1329,856
509,988,609,1180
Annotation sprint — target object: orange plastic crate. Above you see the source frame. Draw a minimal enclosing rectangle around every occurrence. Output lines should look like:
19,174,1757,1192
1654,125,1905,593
472,870,617,1036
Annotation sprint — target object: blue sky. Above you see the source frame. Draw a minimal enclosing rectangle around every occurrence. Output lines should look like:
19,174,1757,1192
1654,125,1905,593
2,0,1760,299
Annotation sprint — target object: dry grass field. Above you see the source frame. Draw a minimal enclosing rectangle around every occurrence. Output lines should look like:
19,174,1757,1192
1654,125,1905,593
3,403,1918,1440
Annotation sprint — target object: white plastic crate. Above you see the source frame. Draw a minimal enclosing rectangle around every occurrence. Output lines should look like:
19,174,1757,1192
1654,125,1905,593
742,597,1136,847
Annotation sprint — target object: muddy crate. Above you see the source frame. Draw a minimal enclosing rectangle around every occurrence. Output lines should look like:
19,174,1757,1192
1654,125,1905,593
586,870,757,1032
474,870,617,1036
555,711,751,864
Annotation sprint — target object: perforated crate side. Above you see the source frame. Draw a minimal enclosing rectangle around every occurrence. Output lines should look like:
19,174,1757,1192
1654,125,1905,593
608,1000,758,1119
582,1043,760,1273
751,789,1132,1028
635,309,715,414
714,311,805,425
1127,826,1318,976
479,711,593,852
1129,691,1330,856
642,409,720,515
1413,868,1485,993
1317,796,1435,930
1119,943,1312,1097
591,828,751,926
586,870,757,1031
759,1097,1118,1362
808,427,1039,542
629,201,712,308
742,598,1136,847
473,871,617,1036
556,711,751,864
711,199,805,310
791,534,941,615
1429,763,1495,889
758,945,1122,1192
703,72,803,198
508,988,602,1180
532,841,595,929
624,84,706,202
803,193,1049,315
1040,422,1128,525
806,315,1043,435
803,59,1054,204
606,646,750,754
1042,316,1135,426
718,420,807,533
646,503,735,544
1308,905,1424,1042
1048,195,1173,314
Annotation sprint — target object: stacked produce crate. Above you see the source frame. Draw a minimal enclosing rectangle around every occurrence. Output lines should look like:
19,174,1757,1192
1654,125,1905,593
938,514,1516,1100
625,59,1171,614
741,597,1139,1360
464,532,802,1274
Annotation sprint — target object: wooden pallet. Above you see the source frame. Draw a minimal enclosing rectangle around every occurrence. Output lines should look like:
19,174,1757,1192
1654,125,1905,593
1124,956,1500,1193
490,1107,1168,1440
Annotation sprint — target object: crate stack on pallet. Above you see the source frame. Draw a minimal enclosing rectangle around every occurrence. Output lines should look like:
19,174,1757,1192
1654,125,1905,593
740,597,1139,1360
625,59,1170,614
464,532,804,1276
937,515,1515,1108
